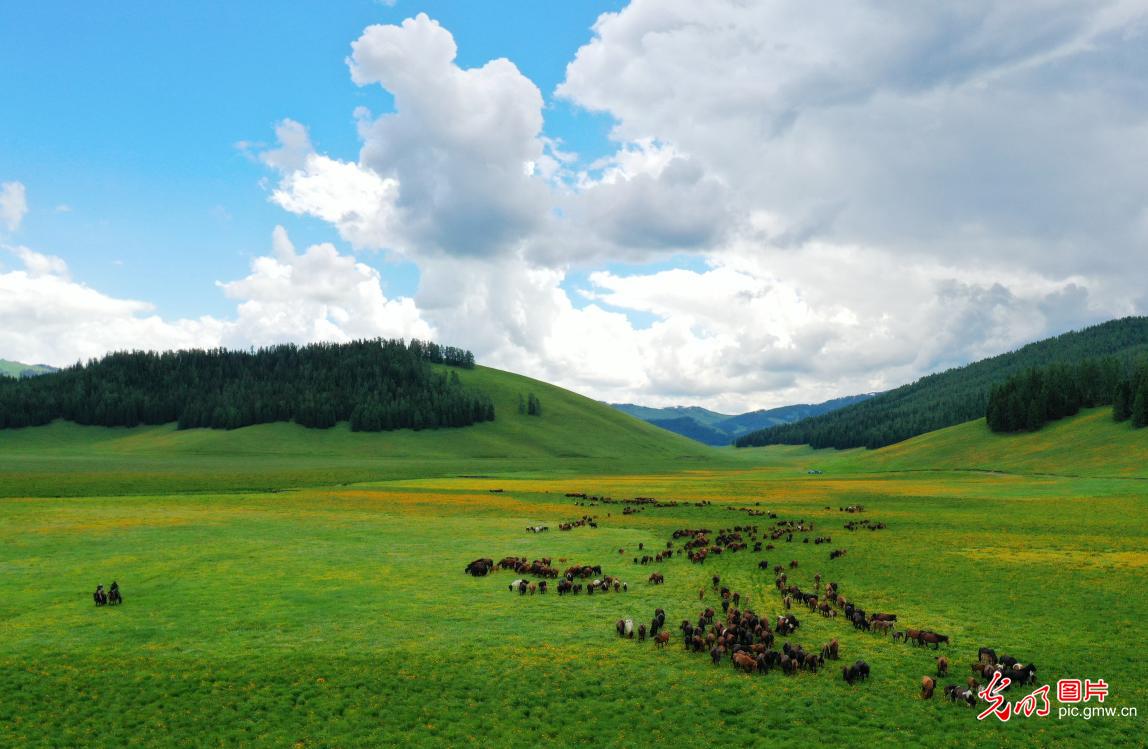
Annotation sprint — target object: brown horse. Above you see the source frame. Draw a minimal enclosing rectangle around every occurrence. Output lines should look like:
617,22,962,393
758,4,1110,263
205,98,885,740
733,652,757,673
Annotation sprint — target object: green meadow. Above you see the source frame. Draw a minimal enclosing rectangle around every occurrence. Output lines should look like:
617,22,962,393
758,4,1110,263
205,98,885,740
1,368,1145,747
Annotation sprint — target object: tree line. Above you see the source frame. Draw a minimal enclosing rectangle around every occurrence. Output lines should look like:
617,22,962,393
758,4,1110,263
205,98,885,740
736,316,1148,450
987,357,1148,432
0,339,494,432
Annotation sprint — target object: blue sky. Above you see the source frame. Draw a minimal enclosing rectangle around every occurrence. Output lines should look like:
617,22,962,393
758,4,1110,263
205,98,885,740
0,1,623,318
2,2,1145,411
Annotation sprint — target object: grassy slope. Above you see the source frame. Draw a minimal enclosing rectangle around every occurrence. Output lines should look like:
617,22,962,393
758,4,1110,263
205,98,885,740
0,365,732,496
817,407,1148,478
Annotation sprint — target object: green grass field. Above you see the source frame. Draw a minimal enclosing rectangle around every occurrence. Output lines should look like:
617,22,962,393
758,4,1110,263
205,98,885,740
1,370,1145,747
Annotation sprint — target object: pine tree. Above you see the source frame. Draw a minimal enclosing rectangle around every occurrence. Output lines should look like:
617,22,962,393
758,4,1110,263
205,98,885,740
1113,381,1133,422
1133,384,1148,429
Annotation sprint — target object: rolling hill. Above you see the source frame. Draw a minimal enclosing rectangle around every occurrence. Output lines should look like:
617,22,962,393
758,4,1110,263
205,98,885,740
0,359,57,378
845,406,1148,478
737,316,1148,450
0,364,722,496
612,393,874,445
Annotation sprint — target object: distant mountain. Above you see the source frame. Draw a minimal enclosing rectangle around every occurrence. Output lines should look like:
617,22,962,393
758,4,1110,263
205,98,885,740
737,316,1148,450
612,403,733,429
0,360,58,379
647,416,733,445
611,393,876,446
717,394,877,436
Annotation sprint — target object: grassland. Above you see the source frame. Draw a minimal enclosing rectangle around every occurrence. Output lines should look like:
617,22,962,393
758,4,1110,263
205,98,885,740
1,371,1145,747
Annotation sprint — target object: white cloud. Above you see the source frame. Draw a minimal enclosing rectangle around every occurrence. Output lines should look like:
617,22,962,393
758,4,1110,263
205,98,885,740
0,182,28,232
13,8,1148,414
218,226,432,347
261,14,550,259
557,0,1148,277
266,132,402,251
0,246,222,365
259,119,314,172
9,245,70,277
0,228,431,367
241,7,1148,411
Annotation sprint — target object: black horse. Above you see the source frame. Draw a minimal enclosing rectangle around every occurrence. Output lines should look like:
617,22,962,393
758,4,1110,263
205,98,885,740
93,585,107,606
108,581,123,605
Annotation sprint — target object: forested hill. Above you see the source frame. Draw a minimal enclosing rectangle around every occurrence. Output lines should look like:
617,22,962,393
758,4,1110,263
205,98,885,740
0,339,494,432
736,316,1148,450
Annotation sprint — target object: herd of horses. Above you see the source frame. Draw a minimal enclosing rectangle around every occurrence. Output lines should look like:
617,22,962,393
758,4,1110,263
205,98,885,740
466,491,1042,709
612,576,874,685
466,555,637,597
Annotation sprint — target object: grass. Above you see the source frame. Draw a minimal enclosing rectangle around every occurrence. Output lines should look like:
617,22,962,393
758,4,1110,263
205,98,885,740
1,369,1145,747
0,365,727,497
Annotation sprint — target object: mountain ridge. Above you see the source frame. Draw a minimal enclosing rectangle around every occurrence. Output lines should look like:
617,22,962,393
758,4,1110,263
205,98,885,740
612,393,876,445
737,316,1148,450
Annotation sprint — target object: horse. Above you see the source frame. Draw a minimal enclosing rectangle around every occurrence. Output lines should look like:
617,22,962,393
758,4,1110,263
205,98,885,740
732,651,757,673
465,558,494,576
921,676,936,699
92,585,107,607
842,660,870,684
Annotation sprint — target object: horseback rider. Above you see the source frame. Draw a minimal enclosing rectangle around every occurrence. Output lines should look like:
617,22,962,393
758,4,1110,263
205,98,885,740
93,584,106,606
108,581,122,604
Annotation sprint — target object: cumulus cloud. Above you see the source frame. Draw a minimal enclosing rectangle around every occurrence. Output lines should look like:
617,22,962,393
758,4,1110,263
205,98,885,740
265,125,402,252
219,226,432,346
0,228,431,366
14,7,1148,413
240,6,1148,410
261,13,550,258
0,245,223,365
1,182,28,231
558,0,1148,276
262,14,731,264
